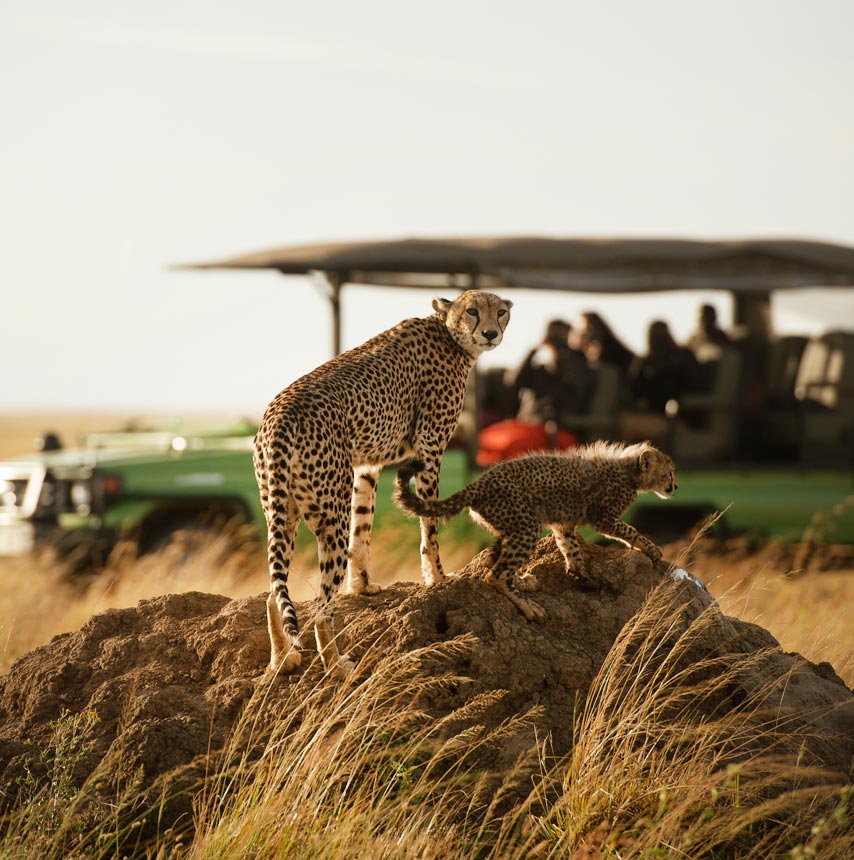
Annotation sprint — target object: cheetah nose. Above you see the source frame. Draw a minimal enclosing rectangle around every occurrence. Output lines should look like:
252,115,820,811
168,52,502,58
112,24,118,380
483,329,498,341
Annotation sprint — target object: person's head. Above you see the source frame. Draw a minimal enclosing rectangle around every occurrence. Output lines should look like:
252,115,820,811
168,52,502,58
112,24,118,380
543,319,570,348
699,304,717,333
34,431,63,452
579,311,608,342
647,320,676,354
578,311,628,362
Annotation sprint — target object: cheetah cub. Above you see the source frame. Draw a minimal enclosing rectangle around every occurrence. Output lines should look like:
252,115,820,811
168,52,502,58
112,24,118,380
394,441,677,622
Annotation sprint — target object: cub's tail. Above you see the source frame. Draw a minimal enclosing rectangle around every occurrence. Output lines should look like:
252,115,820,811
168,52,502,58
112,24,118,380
394,460,476,520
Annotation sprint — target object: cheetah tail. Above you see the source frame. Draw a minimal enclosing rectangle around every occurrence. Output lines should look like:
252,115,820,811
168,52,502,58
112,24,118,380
393,460,474,520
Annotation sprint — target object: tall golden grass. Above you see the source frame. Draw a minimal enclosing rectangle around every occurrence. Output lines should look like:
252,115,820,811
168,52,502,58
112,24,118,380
669,539,854,689
2,576,851,860
2,528,852,689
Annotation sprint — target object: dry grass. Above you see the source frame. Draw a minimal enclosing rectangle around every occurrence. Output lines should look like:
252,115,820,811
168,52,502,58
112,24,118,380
666,537,854,688
179,583,854,860
2,580,851,860
2,529,853,687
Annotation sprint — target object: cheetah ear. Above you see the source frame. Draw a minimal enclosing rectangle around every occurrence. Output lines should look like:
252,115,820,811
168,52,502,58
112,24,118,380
432,297,454,319
502,299,514,310
638,446,654,474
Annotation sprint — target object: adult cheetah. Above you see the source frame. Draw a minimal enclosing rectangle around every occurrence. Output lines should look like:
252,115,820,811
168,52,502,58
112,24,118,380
254,290,512,678
394,441,677,621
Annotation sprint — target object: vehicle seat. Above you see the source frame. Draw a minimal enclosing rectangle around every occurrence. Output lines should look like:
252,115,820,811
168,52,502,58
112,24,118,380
670,346,743,461
561,362,622,442
796,331,854,465
767,335,809,407
750,335,810,460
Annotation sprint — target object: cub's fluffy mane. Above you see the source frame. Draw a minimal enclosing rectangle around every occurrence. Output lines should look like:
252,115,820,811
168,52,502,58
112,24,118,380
514,440,655,465
570,440,655,464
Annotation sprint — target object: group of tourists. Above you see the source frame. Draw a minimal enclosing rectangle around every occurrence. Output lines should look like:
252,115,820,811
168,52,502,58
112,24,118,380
477,304,733,463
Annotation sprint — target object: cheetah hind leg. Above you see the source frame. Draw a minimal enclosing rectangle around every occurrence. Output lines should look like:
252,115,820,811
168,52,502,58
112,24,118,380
315,614,355,680
316,513,358,680
484,530,546,623
485,571,547,622
266,591,302,672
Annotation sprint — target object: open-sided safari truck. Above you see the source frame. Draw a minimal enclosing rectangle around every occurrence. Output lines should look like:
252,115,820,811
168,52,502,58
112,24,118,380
1,237,851,565
187,236,854,543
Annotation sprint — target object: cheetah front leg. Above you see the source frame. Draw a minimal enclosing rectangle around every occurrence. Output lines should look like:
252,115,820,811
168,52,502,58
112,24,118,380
346,466,382,595
553,524,599,589
595,517,662,564
414,455,446,586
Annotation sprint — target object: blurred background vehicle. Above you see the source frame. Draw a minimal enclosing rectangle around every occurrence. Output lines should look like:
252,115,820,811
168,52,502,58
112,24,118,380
185,235,854,542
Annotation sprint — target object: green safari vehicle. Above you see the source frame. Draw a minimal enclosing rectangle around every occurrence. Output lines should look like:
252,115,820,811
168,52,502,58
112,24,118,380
0,420,264,563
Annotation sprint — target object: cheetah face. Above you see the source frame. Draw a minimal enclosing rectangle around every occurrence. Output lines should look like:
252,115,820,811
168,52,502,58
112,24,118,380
432,290,513,357
639,448,678,499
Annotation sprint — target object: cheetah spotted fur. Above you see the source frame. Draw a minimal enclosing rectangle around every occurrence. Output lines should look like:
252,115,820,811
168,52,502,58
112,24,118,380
254,290,512,677
394,441,677,621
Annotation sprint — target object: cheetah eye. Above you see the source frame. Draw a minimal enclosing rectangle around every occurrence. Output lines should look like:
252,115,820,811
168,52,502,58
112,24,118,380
466,308,479,318
497,309,507,318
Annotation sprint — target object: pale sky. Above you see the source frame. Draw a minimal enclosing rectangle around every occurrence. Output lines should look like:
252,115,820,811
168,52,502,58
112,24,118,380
2,0,853,413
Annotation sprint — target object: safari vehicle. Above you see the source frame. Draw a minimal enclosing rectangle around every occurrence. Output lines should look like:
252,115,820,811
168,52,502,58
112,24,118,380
0,420,265,564
185,235,854,543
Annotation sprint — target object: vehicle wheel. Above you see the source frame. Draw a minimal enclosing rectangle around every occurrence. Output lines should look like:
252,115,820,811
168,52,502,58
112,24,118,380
138,511,256,566
630,506,725,545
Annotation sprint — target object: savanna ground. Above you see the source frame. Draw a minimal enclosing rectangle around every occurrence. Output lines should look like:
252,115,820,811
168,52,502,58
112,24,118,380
0,414,852,858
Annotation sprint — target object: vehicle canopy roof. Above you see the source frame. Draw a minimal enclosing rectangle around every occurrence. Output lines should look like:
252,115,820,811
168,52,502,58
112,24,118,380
181,236,854,350
183,235,854,291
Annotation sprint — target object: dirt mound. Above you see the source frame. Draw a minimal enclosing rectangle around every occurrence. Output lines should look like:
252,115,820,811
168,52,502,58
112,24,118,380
1,541,852,840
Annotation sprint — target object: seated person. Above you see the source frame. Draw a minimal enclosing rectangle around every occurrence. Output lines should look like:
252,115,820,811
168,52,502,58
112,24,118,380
478,320,592,465
576,311,636,376
686,303,731,364
477,367,517,429
514,319,594,425
628,320,705,412
621,320,705,442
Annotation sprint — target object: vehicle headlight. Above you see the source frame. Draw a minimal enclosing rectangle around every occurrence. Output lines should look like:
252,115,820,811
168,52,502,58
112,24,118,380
70,480,93,515
0,480,15,507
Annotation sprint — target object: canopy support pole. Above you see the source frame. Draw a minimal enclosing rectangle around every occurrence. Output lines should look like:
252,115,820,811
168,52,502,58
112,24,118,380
467,272,481,473
733,290,772,334
306,270,344,356
329,273,343,356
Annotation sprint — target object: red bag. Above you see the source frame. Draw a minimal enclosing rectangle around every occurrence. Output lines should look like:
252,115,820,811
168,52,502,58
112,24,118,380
476,419,578,466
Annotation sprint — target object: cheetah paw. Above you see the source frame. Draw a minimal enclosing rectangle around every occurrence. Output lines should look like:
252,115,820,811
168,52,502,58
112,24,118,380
348,581,383,596
525,600,547,624
270,647,302,674
516,574,540,592
331,655,356,680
